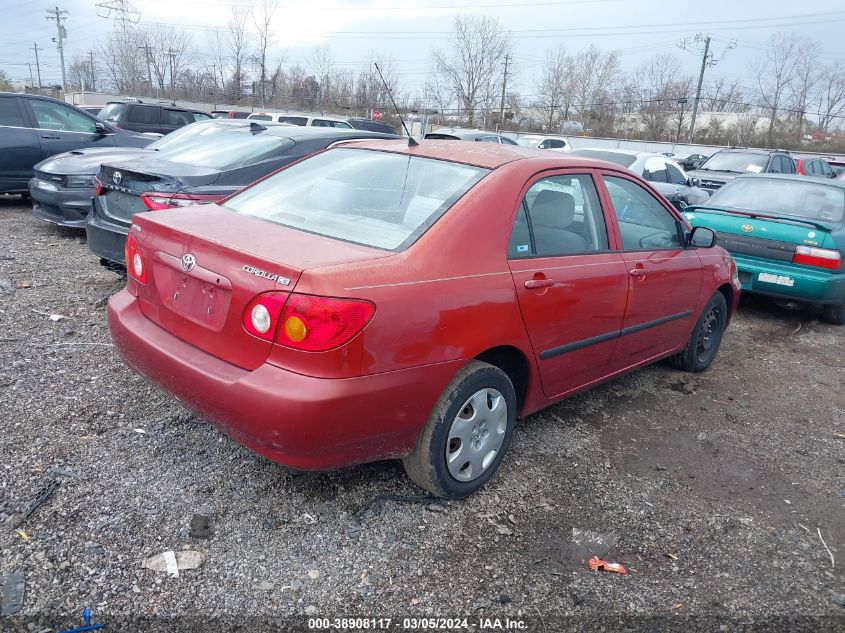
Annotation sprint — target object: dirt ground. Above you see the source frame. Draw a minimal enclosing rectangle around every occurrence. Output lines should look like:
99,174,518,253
1,196,843,632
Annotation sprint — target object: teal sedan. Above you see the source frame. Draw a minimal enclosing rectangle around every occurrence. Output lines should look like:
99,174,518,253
683,174,845,324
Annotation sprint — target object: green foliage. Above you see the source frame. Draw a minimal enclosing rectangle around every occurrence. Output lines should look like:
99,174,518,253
0,69,14,91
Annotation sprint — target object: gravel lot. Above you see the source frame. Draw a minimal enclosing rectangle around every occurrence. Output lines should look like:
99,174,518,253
1,196,844,632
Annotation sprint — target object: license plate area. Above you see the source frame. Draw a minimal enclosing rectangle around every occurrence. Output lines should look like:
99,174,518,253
152,255,231,331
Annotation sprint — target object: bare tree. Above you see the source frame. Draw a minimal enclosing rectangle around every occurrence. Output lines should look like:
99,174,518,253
67,54,97,92
535,45,571,132
356,52,400,116
815,63,845,134
626,53,687,141
790,37,822,139
137,26,192,99
702,78,745,112
569,45,620,125
227,7,251,101
431,15,512,125
752,33,800,147
99,29,145,94
251,0,277,107
310,44,335,112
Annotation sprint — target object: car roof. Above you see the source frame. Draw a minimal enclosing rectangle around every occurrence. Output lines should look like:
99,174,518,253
338,139,623,170
571,148,668,159
716,147,787,155
190,119,398,140
732,173,845,189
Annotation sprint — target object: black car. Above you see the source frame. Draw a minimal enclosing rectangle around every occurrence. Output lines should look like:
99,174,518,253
346,117,396,134
0,92,153,195
424,128,518,144
687,148,795,194
29,121,217,228
97,100,212,136
678,153,709,171
86,122,400,266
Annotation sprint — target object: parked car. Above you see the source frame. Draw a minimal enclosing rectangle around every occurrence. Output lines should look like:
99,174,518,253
687,148,795,194
795,157,835,178
515,134,571,152
86,122,400,267
77,105,102,117
684,174,845,324
30,120,224,228
211,110,250,119
246,112,353,128
107,139,738,498
424,128,518,144
346,117,396,134
827,159,845,177
97,100,212,135
0,92,153,195
678,153,709,171
569,149,709,210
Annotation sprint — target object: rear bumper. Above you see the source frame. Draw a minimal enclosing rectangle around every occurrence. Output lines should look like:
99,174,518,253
29,180,92,228
107,290,462,471
86,198,129,264
733,254,845,305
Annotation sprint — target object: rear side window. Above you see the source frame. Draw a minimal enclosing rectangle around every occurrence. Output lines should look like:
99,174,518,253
666,163,688,185
249,114,273,121
0,96,24,126
192,112,212,122
98,103,124,123
500,136,518,146
547,139,566,149
162,110,192,127
279,116,307,125
225,148,489,251
126,105,160,124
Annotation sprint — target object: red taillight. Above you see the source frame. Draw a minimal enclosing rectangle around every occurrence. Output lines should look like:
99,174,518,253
278,294,375,351
93,176,104,197
792,245,841,270
242,292,375,350
227,111,236,119
125,233,147,283
243,292,288,341
140,192,224,210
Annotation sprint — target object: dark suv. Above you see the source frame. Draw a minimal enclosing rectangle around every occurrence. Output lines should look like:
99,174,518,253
0,92,152,195
687,148,795,194
97,100,212,135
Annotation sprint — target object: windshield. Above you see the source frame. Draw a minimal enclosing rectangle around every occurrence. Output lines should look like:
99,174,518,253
148,122,294,169
699,152,768,173
515,136,541,147
570,149,637,168
708,177,845,223
224,148,489,250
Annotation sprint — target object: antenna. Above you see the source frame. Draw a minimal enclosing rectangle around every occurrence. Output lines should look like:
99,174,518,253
374,63,417,147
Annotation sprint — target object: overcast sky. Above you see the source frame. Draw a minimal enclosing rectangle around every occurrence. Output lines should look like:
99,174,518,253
2,0,844,102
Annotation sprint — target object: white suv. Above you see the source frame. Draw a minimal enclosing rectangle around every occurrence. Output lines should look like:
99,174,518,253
515,135,571,152
246,112,353,128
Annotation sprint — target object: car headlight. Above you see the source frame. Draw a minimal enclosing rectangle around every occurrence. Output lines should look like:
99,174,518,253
33,179,59,192
66,175,95,188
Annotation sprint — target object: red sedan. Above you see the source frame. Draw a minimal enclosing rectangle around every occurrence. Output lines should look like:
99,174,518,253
108,140,740,498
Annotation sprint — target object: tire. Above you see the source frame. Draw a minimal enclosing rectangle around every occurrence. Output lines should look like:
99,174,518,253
822,301,845,325
670,292,728,373
402,360,517,499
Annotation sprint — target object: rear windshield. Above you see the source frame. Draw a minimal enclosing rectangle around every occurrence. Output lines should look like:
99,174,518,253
709,177,845,223
224,148,489,250
249,114,272,121
700,151,768,173
425,133,460,140
570,149,637,168
279,116,308,125
98,103,124,122
147,122,294,169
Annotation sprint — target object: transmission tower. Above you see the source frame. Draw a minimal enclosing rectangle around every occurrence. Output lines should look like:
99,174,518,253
95,0,140,32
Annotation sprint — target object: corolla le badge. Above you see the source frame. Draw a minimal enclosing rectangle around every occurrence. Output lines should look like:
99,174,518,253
181,253,196,273
242,264,291,286
112,171,123,185
741,224,754,233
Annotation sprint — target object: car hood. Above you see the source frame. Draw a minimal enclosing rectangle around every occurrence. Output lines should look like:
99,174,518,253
35,147,154,176
686,169,741,184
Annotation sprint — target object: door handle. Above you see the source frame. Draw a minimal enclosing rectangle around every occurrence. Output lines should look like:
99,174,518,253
524,278,555,289
629,268,648,278
40,134,61,139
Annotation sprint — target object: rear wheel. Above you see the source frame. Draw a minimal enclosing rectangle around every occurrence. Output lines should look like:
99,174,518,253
822,301,845,325
402,361,516,499
670,292,728,372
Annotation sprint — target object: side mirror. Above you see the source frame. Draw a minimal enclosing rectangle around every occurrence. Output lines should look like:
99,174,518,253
94,121,111,135
689,226,717,248
688,177,701,188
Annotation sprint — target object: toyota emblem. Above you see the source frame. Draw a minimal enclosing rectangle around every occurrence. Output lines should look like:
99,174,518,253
112,171,123,185
180,253,196,273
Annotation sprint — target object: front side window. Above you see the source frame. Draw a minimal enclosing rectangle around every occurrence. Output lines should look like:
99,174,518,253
225,148,489,251
604,176,682,250
666,163,688,185
500,136,518,145
643,157,669,183
508,174,609,258
126,105,160,124
547,139,566,149
30,101,97,133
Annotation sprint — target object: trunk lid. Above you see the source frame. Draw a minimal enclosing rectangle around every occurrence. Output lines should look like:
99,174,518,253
97,160,222,224
130,205,392,370
683,205,838,265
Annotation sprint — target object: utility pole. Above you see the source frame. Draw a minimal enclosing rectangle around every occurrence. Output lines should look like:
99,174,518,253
688,35,710,145
139,45,154,98
166,49,176,100
46,7,68,94
88,50,96,92
27,63,34,87
497,53,510,132
32,43,43,88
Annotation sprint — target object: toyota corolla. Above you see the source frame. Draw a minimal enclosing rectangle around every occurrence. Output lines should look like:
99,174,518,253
108,140,739,498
